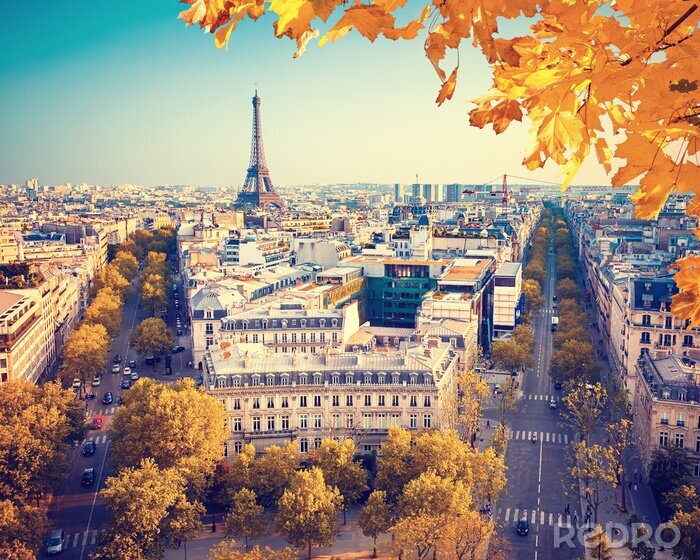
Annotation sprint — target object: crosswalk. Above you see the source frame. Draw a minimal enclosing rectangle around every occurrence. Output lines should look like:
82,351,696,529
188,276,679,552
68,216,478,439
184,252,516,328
93,406,116,415
70,530,100,548
509,430,569,444
524,394,559,401
86,435,108,445
497,507,573,529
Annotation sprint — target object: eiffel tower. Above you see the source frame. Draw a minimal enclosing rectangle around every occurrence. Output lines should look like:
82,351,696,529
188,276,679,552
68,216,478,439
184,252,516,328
236,91,284,209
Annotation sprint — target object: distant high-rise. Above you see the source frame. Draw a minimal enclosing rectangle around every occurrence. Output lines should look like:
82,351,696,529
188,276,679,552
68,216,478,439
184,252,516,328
236,92,284,210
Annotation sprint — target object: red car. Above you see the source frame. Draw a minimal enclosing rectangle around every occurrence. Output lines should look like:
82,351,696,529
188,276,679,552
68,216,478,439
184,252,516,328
88,415,103,430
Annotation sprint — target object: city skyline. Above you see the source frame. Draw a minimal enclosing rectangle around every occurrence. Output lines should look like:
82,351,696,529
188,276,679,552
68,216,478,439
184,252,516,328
0,0,613,188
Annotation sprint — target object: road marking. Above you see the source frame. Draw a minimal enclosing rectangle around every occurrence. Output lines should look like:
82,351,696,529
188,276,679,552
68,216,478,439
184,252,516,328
73,533,80,547
513,508,519,521
545,432,550,442
82,531,89,546
91,531,97,545
549,513,553,526
540,511,545,525
505,508,511,522
564,434,569,444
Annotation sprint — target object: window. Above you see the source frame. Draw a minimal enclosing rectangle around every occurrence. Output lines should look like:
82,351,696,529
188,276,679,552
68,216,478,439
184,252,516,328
641,332,650,344
320,332,325,343
346,414,354,428
206,323,214,335
233,398,241,410
390,413,401,426
424,414,432,428
234,441,243,453
665,316,673,329
314,395,322,407
363,413,373,429
332,395,339,407
299,414,308,429
424,395,432,407
660,411,669,424
364,395,372,406
684,335,694,347
252,376,260,387
377,413,386,429
252,398,260,409
659,431,668,446
311,333,316,342
266,375,275,386
332,375,340,385
281,397,289,408
301,332,307,343
332,413,341,428
409,374,418,385
313,374,322,385
292,333,297,343
378,395,385,406
392,374,400,385
695,437,700,453
409,414,418,429
300,438,309,453
642,314,651,326
676,433,685,448
364,444,373,453
252,417,261,432
233,418,242,432
332,332,338,343
206,337,214,348
678,413,686,426
345,374,353,384
267,416,276,431
313,414,322,428
281,333,288,344
205,309,213,319
281,415,289,430
267,397,275,408
392,395,399,406
223,442,229,457
695,464,700,478
314,437,322,449
299,374,307,385
252,333,258,343
410,395,417,407
281,375,289,386
300,396,307,407
346,395,354,406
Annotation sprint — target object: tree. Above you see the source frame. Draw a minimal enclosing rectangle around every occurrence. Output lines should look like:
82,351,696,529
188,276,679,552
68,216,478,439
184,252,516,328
60,323,109,392
550,340,600,385
0,499,48,559
275,468,342,560
112,250,139,281
454,368,489,446
211,444,257,508
108,378,226,498
96,459,186,560
524,261,546,287
130,317,174,360
490,423,509,457
251,442,302,508
375,426,413,503
164,496,204,560
311,439,367,524
84,287,123,337
631,525,656,560
0,381,87,502
140,275,168,317
568,441,618,525
522,279,544,313
670,507,700,560
93,263,130,299
208,541,297,560
586,524,612,560
439,509,494,560
225,489,267,550
557,278,581,301
561,382,607,441
649,446,693,512
664,484,699,516
512,324,535,352
496,376,519,427
490,339,533,373
358,490,392,558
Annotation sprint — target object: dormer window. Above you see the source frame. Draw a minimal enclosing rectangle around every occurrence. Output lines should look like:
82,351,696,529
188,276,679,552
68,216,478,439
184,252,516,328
332,318,338,328
242,320,248,330
299,373,308,385
332,374,340,385
205,309,213,319
262,320,268,329
377,373,386,385
364,373,372,384
313,373,322,385
345,373,354,384
392,373,401,385
280,374,289,386
232,376,241,387
266,374,275,386
252,375,261,387
319,319,326,328
281,320,288,329
301,319,307,328
409,373,418,385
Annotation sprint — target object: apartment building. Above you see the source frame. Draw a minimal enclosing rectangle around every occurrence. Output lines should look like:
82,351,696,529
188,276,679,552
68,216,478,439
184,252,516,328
203,338,460,455
633,352,700,481
493,262,523,339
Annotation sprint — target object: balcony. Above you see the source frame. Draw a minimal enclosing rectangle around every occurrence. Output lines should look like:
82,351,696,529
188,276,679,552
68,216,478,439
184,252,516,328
243,429,297,440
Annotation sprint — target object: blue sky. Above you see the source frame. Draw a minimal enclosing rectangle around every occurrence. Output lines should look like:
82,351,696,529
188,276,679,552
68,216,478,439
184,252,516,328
0,0,609,187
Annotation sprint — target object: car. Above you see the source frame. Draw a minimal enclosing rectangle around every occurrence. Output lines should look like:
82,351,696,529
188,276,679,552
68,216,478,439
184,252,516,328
46,529,66,555
554,381,563,390
172,345,185,354
177,329,183,336
145,356,155,365
549,399,557,409
128,359,136,368
121,380,131,390
92,375,101,387
111,364,121,374
82,468,95,486
175,303,180,310
102,392,113,405
82,441,96,456
553,302,557,309
89,415,103,430
113,354,122,364
553,295,557,301
123,366,131,377
72,378,81,389
516,520,530,536
130,371,139,381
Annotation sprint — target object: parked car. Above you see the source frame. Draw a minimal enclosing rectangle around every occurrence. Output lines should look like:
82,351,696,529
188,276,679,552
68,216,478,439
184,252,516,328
554,381,563,390
516,520,530,536
72,378,81,389
123,366,131,377
102,392,113,405
111,364,121,374
82,441,96,456
128,359,136,368
549,399,557,409
88,415,103,430
82,468,95,486
145,356,155,365
172,345,185,354
130,371,139,381
46,529,66,555
121,380,131,390
91,375,101,387
113,354,122,363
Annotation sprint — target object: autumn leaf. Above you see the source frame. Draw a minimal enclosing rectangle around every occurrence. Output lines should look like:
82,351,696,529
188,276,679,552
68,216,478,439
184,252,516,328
672,255,700,329
436,67,458,106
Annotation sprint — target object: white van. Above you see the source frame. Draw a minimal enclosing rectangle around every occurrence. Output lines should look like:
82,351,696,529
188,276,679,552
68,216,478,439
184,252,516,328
46,529,66,554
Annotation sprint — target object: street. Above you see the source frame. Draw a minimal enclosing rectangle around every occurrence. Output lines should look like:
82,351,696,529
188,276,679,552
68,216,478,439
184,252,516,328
44,273,196,559
491,246,581,560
